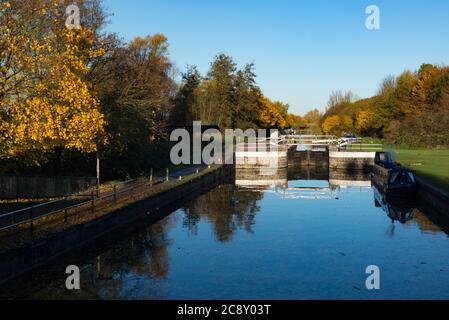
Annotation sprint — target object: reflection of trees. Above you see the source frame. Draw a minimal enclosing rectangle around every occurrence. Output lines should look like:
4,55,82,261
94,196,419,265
6,214,179,299
184,184,264,242
73,214,179,299
7,185,264,299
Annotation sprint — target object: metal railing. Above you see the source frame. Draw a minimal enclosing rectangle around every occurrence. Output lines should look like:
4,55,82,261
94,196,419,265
341,142,384,151
234,135,384,153
0,179,139,234
235,135,339,152
0,167,207,236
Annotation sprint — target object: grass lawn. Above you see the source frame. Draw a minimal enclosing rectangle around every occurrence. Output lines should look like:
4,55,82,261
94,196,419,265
358,138,449,191
389,148,449,192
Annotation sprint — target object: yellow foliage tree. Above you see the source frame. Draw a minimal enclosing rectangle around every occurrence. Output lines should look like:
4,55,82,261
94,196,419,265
257,96,287,128
355,109,374,133
322,115,341,135
322,115,353,136
285,113,305,129
0,1,106,163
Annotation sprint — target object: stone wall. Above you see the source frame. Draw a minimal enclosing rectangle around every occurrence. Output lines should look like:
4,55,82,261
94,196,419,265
235,151,288,169
329,151,375,171
416,177,449,219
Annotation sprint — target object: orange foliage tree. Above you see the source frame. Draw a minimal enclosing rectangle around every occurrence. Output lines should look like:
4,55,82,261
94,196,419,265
257,96,287,128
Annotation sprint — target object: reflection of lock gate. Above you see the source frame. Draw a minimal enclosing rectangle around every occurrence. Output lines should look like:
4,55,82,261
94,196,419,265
237,181,372,200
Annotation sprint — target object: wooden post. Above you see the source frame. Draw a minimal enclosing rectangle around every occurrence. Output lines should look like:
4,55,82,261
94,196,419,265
96,153,100,197
64,197,68,222
91,191,95,213
16,175,19,203
29,208,33,235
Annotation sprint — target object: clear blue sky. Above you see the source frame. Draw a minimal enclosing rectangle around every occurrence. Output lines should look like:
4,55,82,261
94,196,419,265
103,0,449,115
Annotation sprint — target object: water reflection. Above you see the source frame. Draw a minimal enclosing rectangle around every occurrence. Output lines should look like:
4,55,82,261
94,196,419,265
183,185,264,241
3,167,449,300
373,186,415,224
235,167,287,188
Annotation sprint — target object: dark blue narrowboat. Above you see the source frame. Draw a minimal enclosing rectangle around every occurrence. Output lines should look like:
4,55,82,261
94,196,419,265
371,152,416,205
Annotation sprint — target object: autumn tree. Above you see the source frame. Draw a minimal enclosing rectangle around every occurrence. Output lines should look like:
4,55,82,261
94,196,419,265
316,63,449,147
257,96,288,129
303,109,322,134
285,113,306,129
91,34,176,177
0,0,106,164
326,90,354,112
322,115,353,136
355,109,374,134
322,116,340,135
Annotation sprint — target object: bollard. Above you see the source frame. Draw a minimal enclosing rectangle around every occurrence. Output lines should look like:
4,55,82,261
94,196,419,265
113,185,117,203
179,176,182,181
150,168,153,185
166,168,169,182
196,169,199,174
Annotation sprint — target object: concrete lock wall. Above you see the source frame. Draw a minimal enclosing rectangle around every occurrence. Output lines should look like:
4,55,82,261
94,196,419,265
0,165,234,285
287,150,329,167
235,151,288,169
416,177,449,219
329,151,376,171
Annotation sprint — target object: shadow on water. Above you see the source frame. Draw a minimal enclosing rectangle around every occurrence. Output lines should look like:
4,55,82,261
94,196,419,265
2,167,449,299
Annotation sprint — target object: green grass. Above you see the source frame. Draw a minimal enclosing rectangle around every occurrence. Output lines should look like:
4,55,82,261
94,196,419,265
388,147,449,192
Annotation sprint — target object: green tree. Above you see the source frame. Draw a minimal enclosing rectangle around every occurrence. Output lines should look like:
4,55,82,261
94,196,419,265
169,65,201,126
232,63,261,129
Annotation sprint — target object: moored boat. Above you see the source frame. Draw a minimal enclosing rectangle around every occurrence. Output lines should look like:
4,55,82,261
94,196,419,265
371,152,416,205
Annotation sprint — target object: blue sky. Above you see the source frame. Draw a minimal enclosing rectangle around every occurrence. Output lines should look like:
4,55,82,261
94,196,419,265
103,0,449,115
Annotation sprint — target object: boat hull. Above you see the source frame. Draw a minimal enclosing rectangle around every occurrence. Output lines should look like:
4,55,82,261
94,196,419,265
372,164,416,206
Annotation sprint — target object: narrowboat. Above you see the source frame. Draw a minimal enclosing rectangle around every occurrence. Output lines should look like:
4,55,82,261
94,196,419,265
371,152,416,205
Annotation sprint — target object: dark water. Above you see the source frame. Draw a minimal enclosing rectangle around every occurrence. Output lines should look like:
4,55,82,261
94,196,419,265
2,169,449,300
